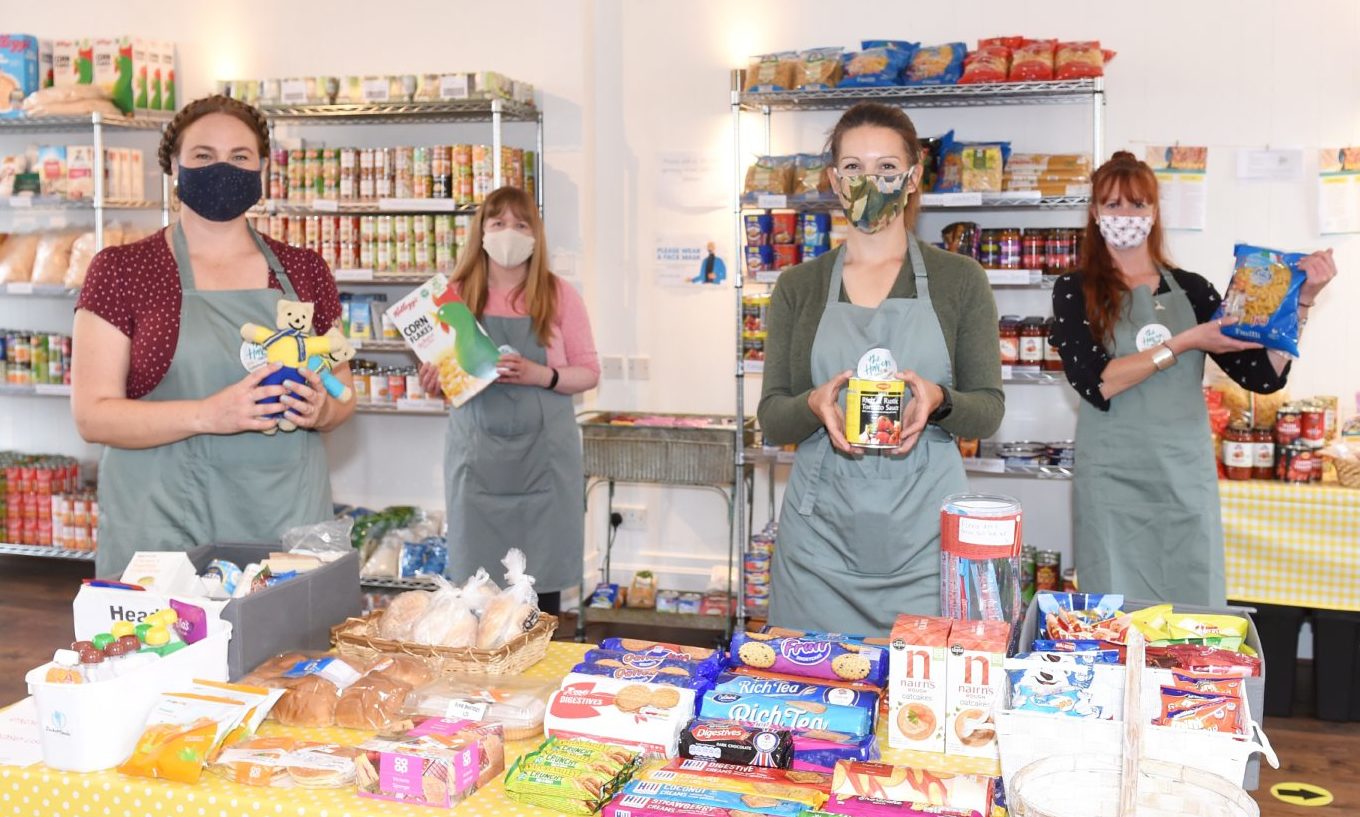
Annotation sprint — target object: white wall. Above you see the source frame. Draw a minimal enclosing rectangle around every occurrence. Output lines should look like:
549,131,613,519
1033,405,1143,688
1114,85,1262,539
3,0,1358,593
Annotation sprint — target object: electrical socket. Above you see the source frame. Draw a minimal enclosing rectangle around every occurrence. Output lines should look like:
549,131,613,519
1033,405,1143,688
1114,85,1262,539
627,356,651,381
615,503,647,529
601,355,624,379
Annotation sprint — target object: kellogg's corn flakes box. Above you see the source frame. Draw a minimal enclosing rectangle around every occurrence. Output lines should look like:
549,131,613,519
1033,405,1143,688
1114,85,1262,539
388,273,501,407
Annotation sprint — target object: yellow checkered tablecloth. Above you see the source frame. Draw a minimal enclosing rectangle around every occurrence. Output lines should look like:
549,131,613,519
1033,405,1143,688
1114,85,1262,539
1,641,999,817
1221,480,1360,612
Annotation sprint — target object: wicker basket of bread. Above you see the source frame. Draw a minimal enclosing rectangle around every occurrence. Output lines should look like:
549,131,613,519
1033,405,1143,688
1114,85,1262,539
331,548,557,677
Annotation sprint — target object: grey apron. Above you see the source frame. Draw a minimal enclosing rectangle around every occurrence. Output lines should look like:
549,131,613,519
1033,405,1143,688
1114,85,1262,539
444,313,583,593
95,224,333,577
770,239,969,636
1074,269,1225,606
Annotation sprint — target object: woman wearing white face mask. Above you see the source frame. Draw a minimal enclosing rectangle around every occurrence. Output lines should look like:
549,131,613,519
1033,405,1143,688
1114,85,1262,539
1053,152,1337,606
759,103,1004,635
418,186,599,616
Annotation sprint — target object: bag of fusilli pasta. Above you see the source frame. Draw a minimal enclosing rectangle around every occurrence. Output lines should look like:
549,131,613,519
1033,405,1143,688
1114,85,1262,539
1214,243,1308,357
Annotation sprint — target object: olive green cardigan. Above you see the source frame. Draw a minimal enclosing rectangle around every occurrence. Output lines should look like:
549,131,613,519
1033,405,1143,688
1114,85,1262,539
757,240,1005,445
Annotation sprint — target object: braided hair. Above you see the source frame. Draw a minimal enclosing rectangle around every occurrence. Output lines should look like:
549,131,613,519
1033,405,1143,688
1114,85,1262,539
157,94,270,174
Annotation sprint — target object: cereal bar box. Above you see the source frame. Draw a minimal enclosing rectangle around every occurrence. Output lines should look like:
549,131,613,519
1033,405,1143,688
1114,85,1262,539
888,615,951,752
388,273,501,407
944,619,1009,760
0,35,40,119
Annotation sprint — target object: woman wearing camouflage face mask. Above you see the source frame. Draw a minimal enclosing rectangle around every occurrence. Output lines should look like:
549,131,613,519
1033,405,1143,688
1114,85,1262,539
758,102,1005,634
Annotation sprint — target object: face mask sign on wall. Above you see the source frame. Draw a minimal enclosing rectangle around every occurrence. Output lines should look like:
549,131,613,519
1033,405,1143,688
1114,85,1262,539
834,165,918,234
1097,214,1154,250
483,227,536,268
176,162,263,222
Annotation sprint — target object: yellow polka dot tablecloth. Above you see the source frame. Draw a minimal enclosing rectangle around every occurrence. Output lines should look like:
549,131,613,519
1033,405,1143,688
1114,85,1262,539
1,638,1003,817
1221,480,1360,612
0,642,591,817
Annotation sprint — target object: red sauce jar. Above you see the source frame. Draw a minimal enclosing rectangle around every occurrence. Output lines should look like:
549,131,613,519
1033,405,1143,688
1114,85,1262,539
1019,318,1046,369
1252,428,1275,480
1022,229,1046,271
1222,423,1253,480
999,317,1021,366
1043,317,1065,372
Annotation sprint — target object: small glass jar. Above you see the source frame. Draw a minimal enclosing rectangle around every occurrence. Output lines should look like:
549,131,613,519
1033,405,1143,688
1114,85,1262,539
998,317,1021,366
1019,317,1046,369
1222,423,1254,481
1042,317,1065,372
1251,427,1275,480
979,229,1003,268
998,228,1023,270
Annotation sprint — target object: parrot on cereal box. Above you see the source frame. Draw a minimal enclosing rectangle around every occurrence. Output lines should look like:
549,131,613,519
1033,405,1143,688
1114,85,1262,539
431,282,500,380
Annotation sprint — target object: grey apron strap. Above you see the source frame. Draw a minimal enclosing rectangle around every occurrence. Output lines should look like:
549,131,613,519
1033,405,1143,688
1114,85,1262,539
907,233,931,303
171,222,297,298
796,247,848,516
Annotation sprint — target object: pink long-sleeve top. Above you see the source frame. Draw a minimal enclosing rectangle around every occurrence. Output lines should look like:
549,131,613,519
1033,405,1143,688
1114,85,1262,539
477,276,599,375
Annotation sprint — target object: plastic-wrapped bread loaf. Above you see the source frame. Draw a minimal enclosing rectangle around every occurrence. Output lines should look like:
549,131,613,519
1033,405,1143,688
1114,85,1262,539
377,590,431,641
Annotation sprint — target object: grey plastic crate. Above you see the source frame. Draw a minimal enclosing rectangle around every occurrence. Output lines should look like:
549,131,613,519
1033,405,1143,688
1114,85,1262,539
1018,596,1265,790
183,542,361,680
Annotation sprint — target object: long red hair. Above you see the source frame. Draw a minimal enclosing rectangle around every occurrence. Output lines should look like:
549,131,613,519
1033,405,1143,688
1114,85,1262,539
1079,151,1175,344
453,186,557,347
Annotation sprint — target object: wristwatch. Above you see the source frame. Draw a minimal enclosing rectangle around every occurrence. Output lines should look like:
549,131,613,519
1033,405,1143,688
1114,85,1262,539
1151,344,1177,371
928,386,954,424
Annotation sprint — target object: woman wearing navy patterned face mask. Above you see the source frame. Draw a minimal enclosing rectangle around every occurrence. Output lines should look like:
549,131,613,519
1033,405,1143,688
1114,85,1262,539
758,102,1006,635
72,95,353,576
1051,152,1337,606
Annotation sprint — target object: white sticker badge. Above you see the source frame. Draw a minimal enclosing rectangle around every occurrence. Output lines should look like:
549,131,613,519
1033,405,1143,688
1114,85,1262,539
1135,323,1172,352
240,342,269,372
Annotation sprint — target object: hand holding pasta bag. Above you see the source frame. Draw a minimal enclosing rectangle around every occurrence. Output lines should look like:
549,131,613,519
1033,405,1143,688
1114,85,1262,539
1213,243,1309,357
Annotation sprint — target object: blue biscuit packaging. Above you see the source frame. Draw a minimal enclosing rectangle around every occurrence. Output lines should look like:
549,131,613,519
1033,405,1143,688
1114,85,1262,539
731,632,887,685
699,691,874,737
571,663,713,691
584,648,722,679
711,673,880,712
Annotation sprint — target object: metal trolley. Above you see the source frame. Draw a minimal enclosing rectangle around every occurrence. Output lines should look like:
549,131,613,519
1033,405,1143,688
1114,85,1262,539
577,411,754,641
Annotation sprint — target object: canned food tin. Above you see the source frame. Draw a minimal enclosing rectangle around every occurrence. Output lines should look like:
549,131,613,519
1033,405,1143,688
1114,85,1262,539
406,372,425,401
1036,550,1061,591
1046,441,1075,468
1000,442,1048,468
745,583,771,600
744,552,771,573
1300,402,1325,449
1061,568,1077,593
846,377,906,449
389,372,407,401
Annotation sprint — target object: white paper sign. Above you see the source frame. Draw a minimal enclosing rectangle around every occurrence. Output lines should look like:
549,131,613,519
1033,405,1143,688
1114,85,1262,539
361,77,391,102
280,79,309,105
0,698,42,768
658,151,725,210
1146,146,1208,232
1317,148,1360,235
1237,148,1304,182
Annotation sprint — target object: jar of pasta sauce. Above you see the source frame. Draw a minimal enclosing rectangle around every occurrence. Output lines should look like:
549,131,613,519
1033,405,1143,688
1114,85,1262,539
979,230,1003,268
1222,423,1254,481
998,228,1023,269
1018,317,1046,370
1043,317,1065,372
1022,229,1046,271
1252,427,1275,480
999,317,1021,366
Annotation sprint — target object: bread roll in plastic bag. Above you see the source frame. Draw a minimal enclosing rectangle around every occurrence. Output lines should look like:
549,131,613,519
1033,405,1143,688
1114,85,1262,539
476,549,540,650
32,231,81,285
65,231,99,288
460,567,500,617
410,576,479,647
0,233,40,283
377,589,430,641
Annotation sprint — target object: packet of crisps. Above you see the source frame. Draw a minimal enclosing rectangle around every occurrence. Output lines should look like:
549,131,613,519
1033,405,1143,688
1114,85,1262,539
118,693,252,783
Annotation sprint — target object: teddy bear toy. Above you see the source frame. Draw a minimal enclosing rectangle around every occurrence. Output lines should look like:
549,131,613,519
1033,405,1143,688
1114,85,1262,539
305,337,357,404
240,299,352,434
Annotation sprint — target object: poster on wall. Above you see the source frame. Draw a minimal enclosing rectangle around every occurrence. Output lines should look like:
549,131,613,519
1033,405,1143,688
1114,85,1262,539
1145,145,1208,231
655,235,728,287
1237,148,1305,182
658,151,726,211
1317,148,1360,235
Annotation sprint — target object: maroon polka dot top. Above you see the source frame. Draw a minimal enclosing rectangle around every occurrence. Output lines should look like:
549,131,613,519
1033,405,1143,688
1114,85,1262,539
76,228,342,399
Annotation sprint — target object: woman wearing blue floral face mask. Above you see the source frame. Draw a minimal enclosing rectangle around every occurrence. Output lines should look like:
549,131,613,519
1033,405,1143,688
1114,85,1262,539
758,102,1005,635
72,94,352,576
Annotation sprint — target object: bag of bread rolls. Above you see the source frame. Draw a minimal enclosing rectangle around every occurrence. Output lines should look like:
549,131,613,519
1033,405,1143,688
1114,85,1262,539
0,233,40,283
460,567,499,617
377,589,431,641
476,549,540,650
410,576,479,647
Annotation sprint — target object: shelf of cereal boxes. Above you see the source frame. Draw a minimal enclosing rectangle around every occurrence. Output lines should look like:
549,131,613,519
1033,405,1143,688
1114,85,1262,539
0,541,95,561
0,384,71,398
0,112,171,133
740,78,1104,112
258,97,539,124
253,198,479,217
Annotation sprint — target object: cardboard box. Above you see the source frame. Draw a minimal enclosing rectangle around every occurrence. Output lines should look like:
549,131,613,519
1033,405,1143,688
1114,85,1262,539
131,38,150,112
38,38,52,89
67,146,95,200
358,719,504,807
129,148,145,201
944,619,1009,761
887,614,952,752
545,673,696,757
388,273,501,407
52,39,79,86
35,145,67,198
157,41,175,111
147,41,162,110
0,34,40,119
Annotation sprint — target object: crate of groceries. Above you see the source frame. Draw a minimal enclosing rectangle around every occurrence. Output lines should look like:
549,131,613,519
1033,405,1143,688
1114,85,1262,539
579,411,755,486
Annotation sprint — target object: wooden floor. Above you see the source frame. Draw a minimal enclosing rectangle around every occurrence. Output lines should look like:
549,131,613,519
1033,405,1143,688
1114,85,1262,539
2,554,1356,815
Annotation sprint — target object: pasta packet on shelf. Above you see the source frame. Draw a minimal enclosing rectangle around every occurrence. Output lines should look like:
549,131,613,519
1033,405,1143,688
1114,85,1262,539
1009,39,1057,81
1214,243,1309,357
904,43,966,86
745,53,800,93
839,43,915,88
1055,41,1110,79
797,48,844,90
959,46,1011,85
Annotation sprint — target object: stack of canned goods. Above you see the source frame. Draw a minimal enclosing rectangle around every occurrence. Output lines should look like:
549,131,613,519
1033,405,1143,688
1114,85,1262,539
1020,547,1076,600
250,214,472,275
997,440,1075,469
744,522,776,612
268,145,535,206
1,332,72,387
350,359,430,406
1,454,87,548
50,490,99,551
944,223,1082,274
